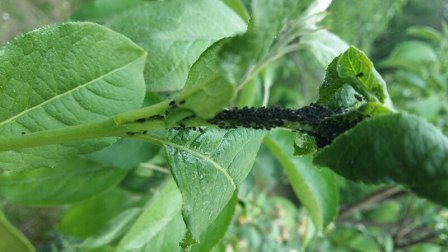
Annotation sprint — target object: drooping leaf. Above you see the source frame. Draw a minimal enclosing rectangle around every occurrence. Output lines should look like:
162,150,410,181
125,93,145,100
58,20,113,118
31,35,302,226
301,30,349,67
0,160,128,205
107,0,246,92
59,189,133,238
0,212,35,252
314,113,448,207
219,0,302,83
0,22,147,170
116,180,185,252
164,127,264,241
264,130,338,230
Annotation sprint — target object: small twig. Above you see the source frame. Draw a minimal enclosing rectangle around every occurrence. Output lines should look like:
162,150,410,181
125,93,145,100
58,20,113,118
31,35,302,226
394,232,438,249
338,186,405,219
138,163,171,174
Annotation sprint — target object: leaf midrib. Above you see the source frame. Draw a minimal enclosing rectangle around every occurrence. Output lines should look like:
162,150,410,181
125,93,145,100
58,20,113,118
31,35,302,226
0,54,146,128
149,134,236,189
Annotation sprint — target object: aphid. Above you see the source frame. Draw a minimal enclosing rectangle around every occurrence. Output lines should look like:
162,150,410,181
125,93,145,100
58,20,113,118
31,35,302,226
169,100,176,107
149,114,165,120
178,122,186,129
136,118,146,123
354,93,363,101
198,127,205,133
21,132,26,135
356,72,364,77
126,132,135,136
179,99,186,105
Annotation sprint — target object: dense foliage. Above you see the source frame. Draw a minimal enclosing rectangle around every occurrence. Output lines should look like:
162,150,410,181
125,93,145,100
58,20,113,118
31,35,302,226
0,0,447,251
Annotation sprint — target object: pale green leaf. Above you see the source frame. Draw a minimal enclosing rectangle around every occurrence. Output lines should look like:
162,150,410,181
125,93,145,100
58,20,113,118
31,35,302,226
301,30,349,67
71,0,146,23
107,0,246,92
222,0,250,24
219,0,302,83
380,41,438,71
164,128,264,241
117,180,185,252
406,26,443,43
0,160,128,205
191,191,238,252
0,22,147,170
314,113,448,207
0,212,35,252
82,208,142,249
264,130,338,230
176,42,235,119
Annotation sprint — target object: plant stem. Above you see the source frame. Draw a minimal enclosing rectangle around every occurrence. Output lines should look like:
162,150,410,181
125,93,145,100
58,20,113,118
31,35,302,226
0,119,166,152
338,186,405,219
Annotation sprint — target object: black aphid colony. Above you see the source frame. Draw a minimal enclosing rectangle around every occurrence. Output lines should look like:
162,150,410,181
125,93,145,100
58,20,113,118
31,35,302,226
208,104,364,147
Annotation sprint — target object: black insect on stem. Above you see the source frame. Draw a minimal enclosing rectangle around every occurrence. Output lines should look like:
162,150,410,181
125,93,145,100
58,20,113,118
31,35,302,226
208,104,365,148
356,72,364,77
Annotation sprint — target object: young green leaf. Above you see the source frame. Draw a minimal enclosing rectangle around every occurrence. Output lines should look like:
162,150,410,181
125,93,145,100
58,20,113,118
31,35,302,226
317,46,393,110
264,130,338,230
0,160,128,205
0,22,146,170
314,113,448,207
0,212,35,252
164,128,264,242
107,0,246,92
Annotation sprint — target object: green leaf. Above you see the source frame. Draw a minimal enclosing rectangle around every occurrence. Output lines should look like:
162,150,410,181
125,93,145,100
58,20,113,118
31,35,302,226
107,0,246,92
219,0,302,83
176,42,235,118
116,180,185,252
314,113,448,206
59,189,133,238
86,138,160,169
222,0,250,24
71,0,146,23
406,26,443,43
0,22,146,170
264,130,338,230
340,47,391,105
82,208,142,249
301,30,349,67
380,41,438,71
164,128,264,241
191,191,238,252
0,160,128,205
0,212,35,252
